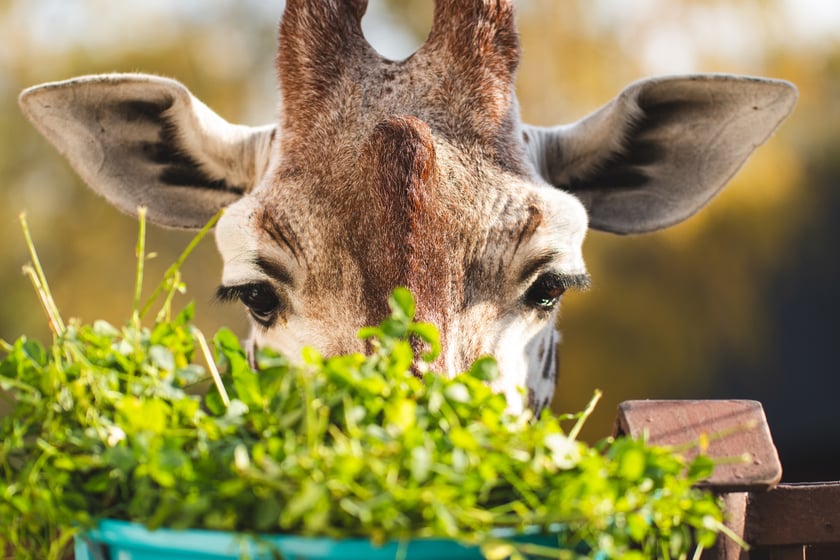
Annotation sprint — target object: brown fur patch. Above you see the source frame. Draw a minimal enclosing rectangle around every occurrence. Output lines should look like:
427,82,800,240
353,116,448,324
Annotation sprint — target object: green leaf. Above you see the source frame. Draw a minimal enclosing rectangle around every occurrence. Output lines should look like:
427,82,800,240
626,512,650,541
386,341,414,376
214,328,249,377
357,326,383,341
212,327,241,352
255,498,283,532
117,397,170,434
149,345,175,372
481,541,516,560
301,346,323,365
687,455,716,481
175,302,196,325
410,446,432,482
467,356,499,382
204,390,226,416
51,456,77,471
618,447,647,481
409,322,441,362
92,320,120,338
444,383,470,404
380,317,408,340
385,398,417,432
282,480,327,527
232,368,262,406
21,339,48,366
389,287,416,320
105,446,137,472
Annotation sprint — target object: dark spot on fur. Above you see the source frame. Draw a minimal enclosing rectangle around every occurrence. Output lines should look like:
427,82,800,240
536,338,546,363
116,98,173,123
562,96,713,193
257,207,305,266
513,203,543,255
541,339,556,380
160,165,240,192
147,117,245,193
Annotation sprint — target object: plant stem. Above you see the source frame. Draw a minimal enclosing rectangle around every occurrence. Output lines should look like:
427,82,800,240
670,419,761,455
569,389,601,441
140,209,223,319
193,327,230,408
708,517,750,552
133,207,148,325
155,270,182,324
19,213,65,336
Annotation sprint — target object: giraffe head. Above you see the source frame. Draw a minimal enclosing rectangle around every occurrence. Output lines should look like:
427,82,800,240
19,0,797,413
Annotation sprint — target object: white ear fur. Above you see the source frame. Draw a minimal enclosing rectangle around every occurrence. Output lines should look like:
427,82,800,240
19,73,276,229
524,74,798,234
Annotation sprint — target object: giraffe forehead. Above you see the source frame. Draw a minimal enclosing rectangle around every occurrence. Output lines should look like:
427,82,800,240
234,100,587,327
241,114,585,280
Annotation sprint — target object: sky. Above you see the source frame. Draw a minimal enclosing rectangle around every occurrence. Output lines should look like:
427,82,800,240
590,0,840,73
7,0,840,70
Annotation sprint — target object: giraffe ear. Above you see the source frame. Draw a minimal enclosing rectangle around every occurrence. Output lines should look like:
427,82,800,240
524,74,797,234
19,73,276,229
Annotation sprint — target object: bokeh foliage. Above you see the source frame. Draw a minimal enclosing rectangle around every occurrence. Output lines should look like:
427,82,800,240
1,0,837,480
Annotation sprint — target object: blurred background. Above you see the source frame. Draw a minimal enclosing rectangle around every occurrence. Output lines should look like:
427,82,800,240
1,0,837,482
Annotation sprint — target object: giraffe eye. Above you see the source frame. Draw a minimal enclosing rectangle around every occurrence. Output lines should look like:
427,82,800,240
241,284,281,324
217,283,282,327
524,273,567,311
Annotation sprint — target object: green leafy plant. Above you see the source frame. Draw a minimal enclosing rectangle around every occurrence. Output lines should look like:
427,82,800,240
1,211,731,560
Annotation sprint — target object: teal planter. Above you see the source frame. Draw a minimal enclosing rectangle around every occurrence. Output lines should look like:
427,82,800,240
74,520,582,560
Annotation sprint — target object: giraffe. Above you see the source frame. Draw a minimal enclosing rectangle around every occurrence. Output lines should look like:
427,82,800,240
19,0,797,413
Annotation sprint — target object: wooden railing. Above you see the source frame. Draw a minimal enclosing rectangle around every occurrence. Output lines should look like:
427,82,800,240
615,400,840,559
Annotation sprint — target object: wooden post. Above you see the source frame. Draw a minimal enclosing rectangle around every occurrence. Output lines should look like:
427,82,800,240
712,492,750,560
745,482,840,551
614,400,783,559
